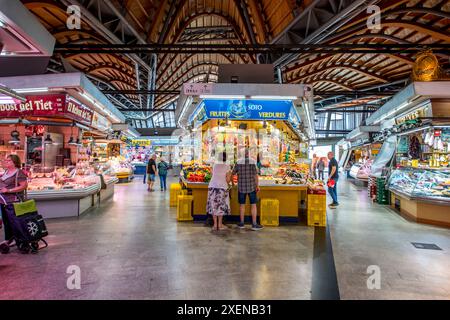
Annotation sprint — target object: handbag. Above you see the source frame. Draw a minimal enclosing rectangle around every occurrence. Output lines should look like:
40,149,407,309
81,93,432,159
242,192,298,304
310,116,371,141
327,179,336,188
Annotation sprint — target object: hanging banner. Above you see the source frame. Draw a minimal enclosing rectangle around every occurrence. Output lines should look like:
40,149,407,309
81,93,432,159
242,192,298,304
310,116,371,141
131,139,151,146
0,94,93,125
202,99,293,120
65,99,93,125
91,112,112,131
0,94,65,117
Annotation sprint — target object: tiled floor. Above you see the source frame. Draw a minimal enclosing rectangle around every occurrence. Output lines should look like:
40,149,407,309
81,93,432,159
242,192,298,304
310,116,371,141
0,175,449,300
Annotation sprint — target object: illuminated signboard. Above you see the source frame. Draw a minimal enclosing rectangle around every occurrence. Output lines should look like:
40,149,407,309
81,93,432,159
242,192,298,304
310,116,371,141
202,99,293,120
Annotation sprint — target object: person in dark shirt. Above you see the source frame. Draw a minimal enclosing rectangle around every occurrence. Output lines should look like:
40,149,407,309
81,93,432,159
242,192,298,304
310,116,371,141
146,154,157,192
327,151,339,208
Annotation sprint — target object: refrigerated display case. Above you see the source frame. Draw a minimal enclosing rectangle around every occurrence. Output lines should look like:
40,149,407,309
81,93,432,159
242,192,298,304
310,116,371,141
27,164,101,219
388,168,450,201
92,161,119,201
388,167,450,227
349,159,374,180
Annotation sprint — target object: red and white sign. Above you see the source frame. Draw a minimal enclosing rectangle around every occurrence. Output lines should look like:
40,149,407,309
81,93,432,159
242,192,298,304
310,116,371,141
0,94,65,117
66,99,93,125
0,94,93,125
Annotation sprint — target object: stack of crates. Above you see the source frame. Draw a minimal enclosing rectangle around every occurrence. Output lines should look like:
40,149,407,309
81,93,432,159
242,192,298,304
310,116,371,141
368,176,377,200
177,195,194,221
376,177,389,205
260,198,279,227
307,193,327,227
170,183,182,207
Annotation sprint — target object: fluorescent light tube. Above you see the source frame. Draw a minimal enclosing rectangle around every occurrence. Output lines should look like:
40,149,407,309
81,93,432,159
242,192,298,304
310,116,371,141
0,98,15,104
14,87,48,93
250,96,298,100
200,95,246,99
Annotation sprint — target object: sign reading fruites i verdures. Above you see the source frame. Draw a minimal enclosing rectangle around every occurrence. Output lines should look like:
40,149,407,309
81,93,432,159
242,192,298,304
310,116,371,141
0,94,93,125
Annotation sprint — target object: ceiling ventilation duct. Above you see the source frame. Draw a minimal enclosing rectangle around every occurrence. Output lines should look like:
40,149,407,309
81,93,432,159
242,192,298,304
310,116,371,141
0,0,55,76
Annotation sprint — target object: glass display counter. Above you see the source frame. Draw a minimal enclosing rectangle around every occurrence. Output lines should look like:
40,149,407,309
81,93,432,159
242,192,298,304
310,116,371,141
26,164,101,219
388,168,450,202
92,161,119,201
387,167,450,227
349,160,373,181
108,157,134,183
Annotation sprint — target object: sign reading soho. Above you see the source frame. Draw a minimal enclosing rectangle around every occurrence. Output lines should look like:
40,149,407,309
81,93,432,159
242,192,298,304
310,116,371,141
0,94,93,125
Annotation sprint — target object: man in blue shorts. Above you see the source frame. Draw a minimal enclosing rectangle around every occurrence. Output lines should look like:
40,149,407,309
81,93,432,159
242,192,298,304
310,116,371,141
146,154,157,191
232,150,263,231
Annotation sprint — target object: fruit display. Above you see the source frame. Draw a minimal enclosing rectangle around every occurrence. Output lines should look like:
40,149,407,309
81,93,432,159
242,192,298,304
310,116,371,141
307,178,326,193
277,163,310,176
183,164,212,183
280,150,296,163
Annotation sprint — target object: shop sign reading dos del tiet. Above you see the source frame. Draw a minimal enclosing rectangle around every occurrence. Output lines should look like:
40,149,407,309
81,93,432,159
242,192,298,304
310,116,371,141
0,94,93,125
0,94,65,117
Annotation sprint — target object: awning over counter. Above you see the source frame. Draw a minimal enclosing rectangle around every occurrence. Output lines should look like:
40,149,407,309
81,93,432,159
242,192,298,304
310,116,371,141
370,135,397,178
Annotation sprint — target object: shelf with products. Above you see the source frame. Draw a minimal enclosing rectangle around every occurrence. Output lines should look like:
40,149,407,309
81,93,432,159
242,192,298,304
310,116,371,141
395,127,450,169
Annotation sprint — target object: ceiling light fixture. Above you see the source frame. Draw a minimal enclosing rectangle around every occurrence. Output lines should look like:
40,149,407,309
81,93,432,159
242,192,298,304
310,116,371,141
14,87,48,93
200,95,246,100
44,134,53,144
250,96,298,100
8,130,20,145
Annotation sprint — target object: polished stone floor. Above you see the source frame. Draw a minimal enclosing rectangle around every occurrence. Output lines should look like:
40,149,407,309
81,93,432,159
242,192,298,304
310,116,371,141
0,175,449,300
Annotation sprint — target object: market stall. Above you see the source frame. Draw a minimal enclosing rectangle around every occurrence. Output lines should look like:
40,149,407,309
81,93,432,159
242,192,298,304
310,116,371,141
339,127,382,182
0,72,126,217
365,81,450,227
92,138,134,183
174,83,325,223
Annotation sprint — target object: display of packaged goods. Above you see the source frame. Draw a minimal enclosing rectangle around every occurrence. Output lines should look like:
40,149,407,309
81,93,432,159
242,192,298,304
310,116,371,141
388,167,450,201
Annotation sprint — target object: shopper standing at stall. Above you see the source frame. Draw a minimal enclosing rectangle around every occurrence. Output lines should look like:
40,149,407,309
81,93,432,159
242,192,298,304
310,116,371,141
311,153,318,179
146,154,157,192
317,157,325,180
157,157,169,191
207,152,232,231
0,154,28,246
232,149,263,231
327,151,339,208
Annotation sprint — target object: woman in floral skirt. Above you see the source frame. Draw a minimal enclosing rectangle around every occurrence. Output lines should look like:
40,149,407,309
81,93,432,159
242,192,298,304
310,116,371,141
206,152,232,231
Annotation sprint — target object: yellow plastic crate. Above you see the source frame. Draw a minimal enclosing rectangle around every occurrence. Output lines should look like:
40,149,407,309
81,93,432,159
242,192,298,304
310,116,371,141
307,194,326,210
307,208,326,227
260,198,279,227
170,183,182,207
177,195,194,221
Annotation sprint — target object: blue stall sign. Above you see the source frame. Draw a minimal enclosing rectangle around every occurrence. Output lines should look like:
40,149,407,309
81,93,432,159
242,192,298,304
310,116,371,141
202,99,293,120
